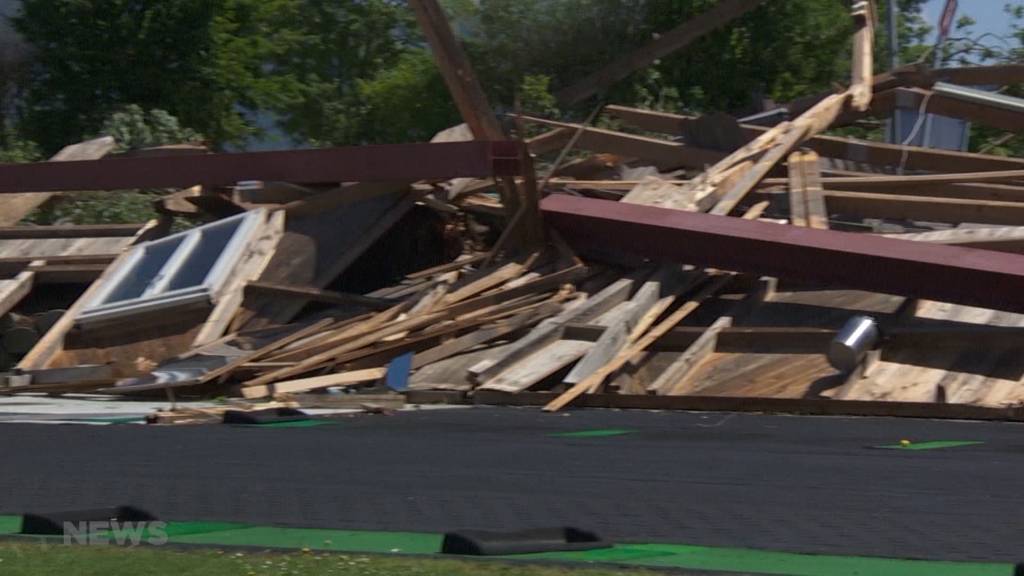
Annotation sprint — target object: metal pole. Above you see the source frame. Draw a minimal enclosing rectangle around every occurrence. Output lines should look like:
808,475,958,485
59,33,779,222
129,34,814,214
887,0,899,69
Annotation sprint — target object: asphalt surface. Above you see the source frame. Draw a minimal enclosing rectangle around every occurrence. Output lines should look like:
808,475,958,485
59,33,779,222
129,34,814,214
0,407,1022,563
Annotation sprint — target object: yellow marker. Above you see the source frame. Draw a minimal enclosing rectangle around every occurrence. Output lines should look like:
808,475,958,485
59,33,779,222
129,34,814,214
900,439,911,447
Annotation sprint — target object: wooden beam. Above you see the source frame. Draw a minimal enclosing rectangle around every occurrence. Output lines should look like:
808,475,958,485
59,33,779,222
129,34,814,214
0,224,144,239
241,367,387,399
789,150,828,229
408,0,503,140
825,190,1024,225
520,115,726,170
0,137,116,226
468,277,635,383
244,282,393,310
409,0,536,246
649,316,731,395
882,227,1024,253
0,270,34,317
787,152,808,227
605,104,1024,173
709,93,849,216
555,0,767,105
849,1,877,111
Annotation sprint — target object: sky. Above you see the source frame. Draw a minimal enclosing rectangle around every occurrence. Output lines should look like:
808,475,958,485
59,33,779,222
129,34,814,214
921,0,1017,42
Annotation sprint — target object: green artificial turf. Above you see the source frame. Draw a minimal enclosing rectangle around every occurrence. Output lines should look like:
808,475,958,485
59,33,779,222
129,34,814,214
875,440,984,451
549,429,634,438
1,519,1014,575
0,516,21,535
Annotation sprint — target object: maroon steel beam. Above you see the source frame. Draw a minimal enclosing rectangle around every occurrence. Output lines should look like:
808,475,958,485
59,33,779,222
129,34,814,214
542,194,1024,313
0,141,524,193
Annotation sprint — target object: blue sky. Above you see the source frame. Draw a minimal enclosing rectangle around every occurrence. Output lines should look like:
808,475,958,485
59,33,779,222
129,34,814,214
922,0,1017,41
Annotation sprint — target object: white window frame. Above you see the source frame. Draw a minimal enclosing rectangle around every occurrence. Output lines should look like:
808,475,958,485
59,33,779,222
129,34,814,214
76,211,265,326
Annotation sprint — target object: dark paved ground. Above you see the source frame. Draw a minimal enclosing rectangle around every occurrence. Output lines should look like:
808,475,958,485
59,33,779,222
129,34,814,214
0,407,1022,563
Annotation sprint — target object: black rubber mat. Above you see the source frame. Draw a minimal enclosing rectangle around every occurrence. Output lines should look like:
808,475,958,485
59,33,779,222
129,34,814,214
1,407,1022,563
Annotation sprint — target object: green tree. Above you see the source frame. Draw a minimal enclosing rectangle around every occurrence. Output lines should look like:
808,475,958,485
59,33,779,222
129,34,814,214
12,0,412,151
26,106,203,225
99,105,204,152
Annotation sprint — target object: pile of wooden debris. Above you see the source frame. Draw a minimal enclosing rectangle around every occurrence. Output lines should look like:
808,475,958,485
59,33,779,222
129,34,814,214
5,0,1024,421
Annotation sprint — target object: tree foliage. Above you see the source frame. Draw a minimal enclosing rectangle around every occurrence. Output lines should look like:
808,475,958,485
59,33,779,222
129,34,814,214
12,0,413,152
100,105,204,152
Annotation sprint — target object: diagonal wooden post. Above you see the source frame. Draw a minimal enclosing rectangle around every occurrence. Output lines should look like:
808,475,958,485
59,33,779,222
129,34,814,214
408,0,542,250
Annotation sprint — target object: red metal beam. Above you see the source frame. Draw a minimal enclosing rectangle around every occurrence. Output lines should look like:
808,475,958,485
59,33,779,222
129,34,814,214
0,141,524,193
541,194,1024,313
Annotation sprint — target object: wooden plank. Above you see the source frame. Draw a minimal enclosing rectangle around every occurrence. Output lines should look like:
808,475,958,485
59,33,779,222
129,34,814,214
0,224,143,239
544,274,732,412
409,0,530,241
411,309,545,369
408,0,502,140
787,152,808,227
565,265,690,390
709,93,848,216
16,248,136,370
478,339,592,393
882,227,1024,253
605,104,1024,173
849,0,876,111
801,152,828,229
244,269,578,388
555,0,767,104
241,367,387,399
28,263,107,284
193,210,285,347
0,137,117,226
0,270,34,317
467,276,635,383
650,316,733,395
520,115,726,170
244,282,393,310
825,190,1024,225
622,177,701,212
441,259,531,305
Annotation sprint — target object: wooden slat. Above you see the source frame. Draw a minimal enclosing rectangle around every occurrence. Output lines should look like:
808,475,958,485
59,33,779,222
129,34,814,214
520,115,726,170
241,367,387,399
605,104,1024,173
244,281,393,310
0,224,143,239
848,0,876,111
544,274,732,412
0,270,34,317
825,190,1024,225
787,152,808,227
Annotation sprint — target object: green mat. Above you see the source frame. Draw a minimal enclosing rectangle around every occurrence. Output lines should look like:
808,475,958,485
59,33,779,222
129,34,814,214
1,517,1013,575
519,543,1012,576
550,428,634,438
875,440,984,451
0,516,21,535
